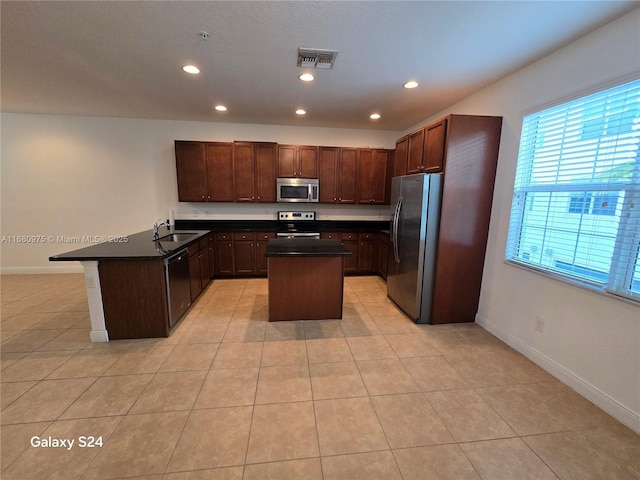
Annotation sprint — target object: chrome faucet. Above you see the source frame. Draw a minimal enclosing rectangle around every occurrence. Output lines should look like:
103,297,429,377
153,219,169,240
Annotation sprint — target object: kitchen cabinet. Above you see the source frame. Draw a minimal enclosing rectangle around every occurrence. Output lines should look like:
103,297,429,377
358,232,376,272
318,147,339,203
357,149,388,204
406,129,425,174
393,136,408,177
318,147,358,204
278,145,318,178
255,232,275,274
422,118,447,173
214,233,234,275
234,232,255,274
377,232,389,279
188,239,211,301
234,142,278,203
175,141,207,202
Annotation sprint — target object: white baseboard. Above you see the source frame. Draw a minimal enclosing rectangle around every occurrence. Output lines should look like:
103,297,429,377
1,266,84,274
475,313,640,434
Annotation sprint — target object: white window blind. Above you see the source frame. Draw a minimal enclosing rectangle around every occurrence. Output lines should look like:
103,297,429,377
506,78,640,302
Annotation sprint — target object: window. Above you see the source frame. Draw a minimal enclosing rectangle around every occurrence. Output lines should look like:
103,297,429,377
506,78,640,301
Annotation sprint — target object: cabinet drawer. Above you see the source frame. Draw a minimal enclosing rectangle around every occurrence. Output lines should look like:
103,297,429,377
198,236,212,250
361,233,375,241
321,232,340,240
234,232,255,241
341,233,358,241
216,233,232,242
187,243,200,257
256,232,276,241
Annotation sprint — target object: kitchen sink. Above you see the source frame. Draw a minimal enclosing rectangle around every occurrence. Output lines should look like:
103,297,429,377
155,233,197,243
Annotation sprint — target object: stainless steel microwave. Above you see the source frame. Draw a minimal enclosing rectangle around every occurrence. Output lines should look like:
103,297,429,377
276,178,319,203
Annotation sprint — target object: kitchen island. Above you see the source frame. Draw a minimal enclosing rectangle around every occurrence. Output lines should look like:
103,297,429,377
265,238,352,321
49,228,210,341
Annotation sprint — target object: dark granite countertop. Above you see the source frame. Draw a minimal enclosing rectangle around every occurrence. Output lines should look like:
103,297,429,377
49,228,210,261
265,238,352,257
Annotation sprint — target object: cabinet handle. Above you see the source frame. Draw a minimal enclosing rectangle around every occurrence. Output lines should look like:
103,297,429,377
252,196,255,200
257,196,260,200
201,195,205,199
333,197,337,201
208,195,211,199
339,197,342,201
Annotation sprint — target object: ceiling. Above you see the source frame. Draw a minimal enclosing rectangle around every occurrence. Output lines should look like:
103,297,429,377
1,1,637,131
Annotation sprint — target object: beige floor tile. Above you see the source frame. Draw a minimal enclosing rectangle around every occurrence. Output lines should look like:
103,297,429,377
356,358,419,395
309,361,368,400
246,401,319,464
460,437,559,480
179,323,228,344
346,335,397,360
211,342,263,369
370,393,454,448
222,321,266,342
1,377,95,424
457,328,512,354
1,381,37,409
130,371,206,413
237,292,268,307
0,351,28,370
243,458,322,480
322,450,403,480
2,416,121,480
194,367,259,408
61,374,152,419
582,423,640,476
339,317,382,337
264,321,306,341
426,389,516,442
371,314,419,334
167,407,252,472
159,343,218,372
303,320,344,339
0,312,57,331
35,311,90,330
255,364,312,404
163,466,243,480
314,397,388,456
384,333,440,357
261,340,308,366
84,411,189,479
524,431,638,480
444,353,516,387
393,444,481,480
1,350,79,382
489,350,555,384
0,421,52,473
420,330,479,355
103,345,174,375
232,305,268,322
0,329,66,353
46,349,122,379
166,407,252,472
401,356,469,391
306,338,354,363
37,328,92,351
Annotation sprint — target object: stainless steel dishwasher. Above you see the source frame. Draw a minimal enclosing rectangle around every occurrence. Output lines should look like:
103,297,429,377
165,249,191,327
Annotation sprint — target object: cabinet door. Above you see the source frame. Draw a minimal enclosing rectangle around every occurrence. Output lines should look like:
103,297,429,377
255,143,277,202
205,143,234,202
423,119,447,173
338,148,358,204
199,247,210,288
189,253,202,301
378,233,389,279
358,236,376,273
175,141,208,202
277,145,297,177
370,150,388,204
255,232,275,275
407,129,425,174
233,142,255,202
234,240,255,274
318,147,339,203
208,240,215,280
215,233,234,275
298,146,318,178
341,233,359,273
393,136,408,178
356,148,373,204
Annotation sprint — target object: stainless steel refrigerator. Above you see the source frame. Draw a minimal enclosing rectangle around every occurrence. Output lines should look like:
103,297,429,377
387,173,443,324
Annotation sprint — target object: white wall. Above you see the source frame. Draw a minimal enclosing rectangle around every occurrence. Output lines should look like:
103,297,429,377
407,9,640,431
0,116,397,273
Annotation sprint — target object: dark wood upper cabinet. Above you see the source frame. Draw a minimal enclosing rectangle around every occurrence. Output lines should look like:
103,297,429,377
337,148,358,204
406,129,425,174
175,141,208,202
234,142,277,203
205,142,234,202
255,143,277,202
423,118,448,173
233,142,255,202
278,145,318,178
357,149,388,204
393,136,408,178
318,147,339,203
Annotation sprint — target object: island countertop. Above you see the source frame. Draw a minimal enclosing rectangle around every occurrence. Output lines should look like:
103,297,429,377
48,228,211,261
265,238,352,257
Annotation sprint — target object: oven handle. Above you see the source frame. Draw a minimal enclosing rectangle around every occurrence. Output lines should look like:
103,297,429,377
276,232,321,238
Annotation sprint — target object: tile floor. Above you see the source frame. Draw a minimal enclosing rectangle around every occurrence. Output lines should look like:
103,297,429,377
1,274,639,480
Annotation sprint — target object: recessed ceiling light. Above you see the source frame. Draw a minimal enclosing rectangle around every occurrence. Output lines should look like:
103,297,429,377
370,113,381,120
182,65,200,74
298,73,315,82
295,109,306,115
214,105,227,112
403,80,419,89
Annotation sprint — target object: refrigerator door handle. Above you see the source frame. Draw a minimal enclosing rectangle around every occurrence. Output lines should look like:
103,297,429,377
392,196,403,263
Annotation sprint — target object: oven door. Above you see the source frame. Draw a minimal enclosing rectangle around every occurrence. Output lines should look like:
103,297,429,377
277,178,318,203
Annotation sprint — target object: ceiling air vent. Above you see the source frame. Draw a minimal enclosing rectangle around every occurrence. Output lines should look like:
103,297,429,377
297,48,338,69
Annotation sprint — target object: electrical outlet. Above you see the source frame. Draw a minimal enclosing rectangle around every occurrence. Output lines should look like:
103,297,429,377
535,316,545,333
